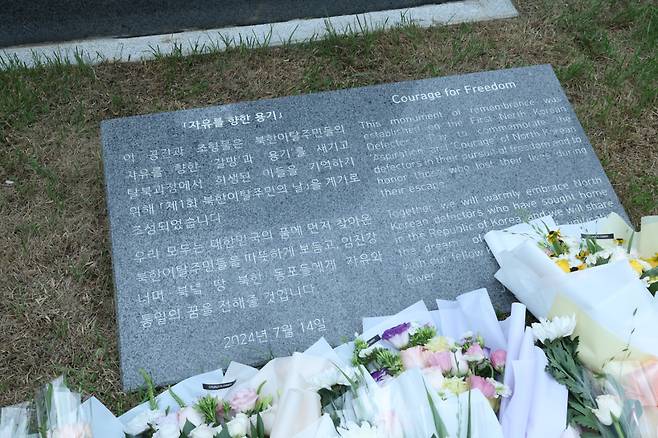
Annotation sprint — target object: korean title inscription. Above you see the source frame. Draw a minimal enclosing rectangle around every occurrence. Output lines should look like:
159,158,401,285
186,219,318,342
101,65,625,389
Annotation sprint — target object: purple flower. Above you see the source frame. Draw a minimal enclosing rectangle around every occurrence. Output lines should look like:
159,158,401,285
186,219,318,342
371,368,390,383
382,322,412,349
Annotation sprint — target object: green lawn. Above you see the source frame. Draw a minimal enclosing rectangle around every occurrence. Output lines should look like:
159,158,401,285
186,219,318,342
0,0,656,415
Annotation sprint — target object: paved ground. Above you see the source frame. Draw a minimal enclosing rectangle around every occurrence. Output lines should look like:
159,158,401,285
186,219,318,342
0,0,445,47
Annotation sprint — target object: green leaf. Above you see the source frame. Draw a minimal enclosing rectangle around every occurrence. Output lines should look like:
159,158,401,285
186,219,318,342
626,231,635,253
196,395,219,425
426,386,448,438
182,419,196,436
571,413,598,429
256,380,267,395
333,362,359,389
139,369,158,411
408,326,437,348
217,426,232,438
648,281,658,295
256,412,266,437
467,389,472,438
640,266,658,279
168,387,186,408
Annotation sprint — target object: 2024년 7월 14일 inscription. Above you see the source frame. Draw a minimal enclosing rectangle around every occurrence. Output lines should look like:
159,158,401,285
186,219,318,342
101,64,626,389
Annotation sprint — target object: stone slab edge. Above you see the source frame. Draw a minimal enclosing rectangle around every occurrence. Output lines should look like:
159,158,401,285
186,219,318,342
1,0,518,69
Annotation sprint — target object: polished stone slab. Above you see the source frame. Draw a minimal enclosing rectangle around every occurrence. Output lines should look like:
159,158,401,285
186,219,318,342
101,64,625,389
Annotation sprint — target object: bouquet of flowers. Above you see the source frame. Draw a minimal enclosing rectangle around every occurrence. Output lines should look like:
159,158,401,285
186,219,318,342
336,289,567,437
486,213,658,437
533,314,657,437
123,365,275,438
484,213,658,318
351,324,510,408
34,377,93,438
0,402,37,438
5,291,574,438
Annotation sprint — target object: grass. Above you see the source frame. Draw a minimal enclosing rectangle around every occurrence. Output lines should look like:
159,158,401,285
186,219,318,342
0,0,656,415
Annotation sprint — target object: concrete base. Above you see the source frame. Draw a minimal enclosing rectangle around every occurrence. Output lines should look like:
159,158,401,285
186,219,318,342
1,0,517,68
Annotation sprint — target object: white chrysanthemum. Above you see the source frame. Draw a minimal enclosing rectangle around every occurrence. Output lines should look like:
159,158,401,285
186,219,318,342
123,409,165,435
358,345,379,359
531,314,577,344
308,367,352,390
337,421,381,438
587,246,629,266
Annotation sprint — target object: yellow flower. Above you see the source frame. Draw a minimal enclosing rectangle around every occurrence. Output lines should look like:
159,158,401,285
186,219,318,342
615,238,625,246
547,230,562,243
576,250,589,261
629,259,644,275
555,259,571,273
426,336,452,352
442,377,469,395
645,254,658,268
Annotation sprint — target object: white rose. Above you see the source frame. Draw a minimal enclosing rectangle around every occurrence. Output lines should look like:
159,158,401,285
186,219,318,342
531,314,577,344
422,367,445,391
251,406,276,436
177,406,205,431
227,413,250,437
190,424,223,438
153,422,180,438
123,409,165,435
591,394,623,426
450,350,469,376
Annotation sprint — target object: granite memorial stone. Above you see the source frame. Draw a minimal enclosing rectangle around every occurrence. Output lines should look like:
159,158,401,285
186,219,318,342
101,64,626,389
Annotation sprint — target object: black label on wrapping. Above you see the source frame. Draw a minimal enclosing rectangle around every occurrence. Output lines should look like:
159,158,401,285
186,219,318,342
581,233,615,240
366,334,381,347
203,380,236,390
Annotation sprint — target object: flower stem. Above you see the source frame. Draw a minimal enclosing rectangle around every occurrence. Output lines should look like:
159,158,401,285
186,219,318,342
613,419,625,438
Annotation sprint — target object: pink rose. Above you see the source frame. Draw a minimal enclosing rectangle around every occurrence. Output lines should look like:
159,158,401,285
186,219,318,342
490,350,507,372
230,388,259,413
400,346,428,369
468,375,496,398
463,344,485,362
425,351,453,373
